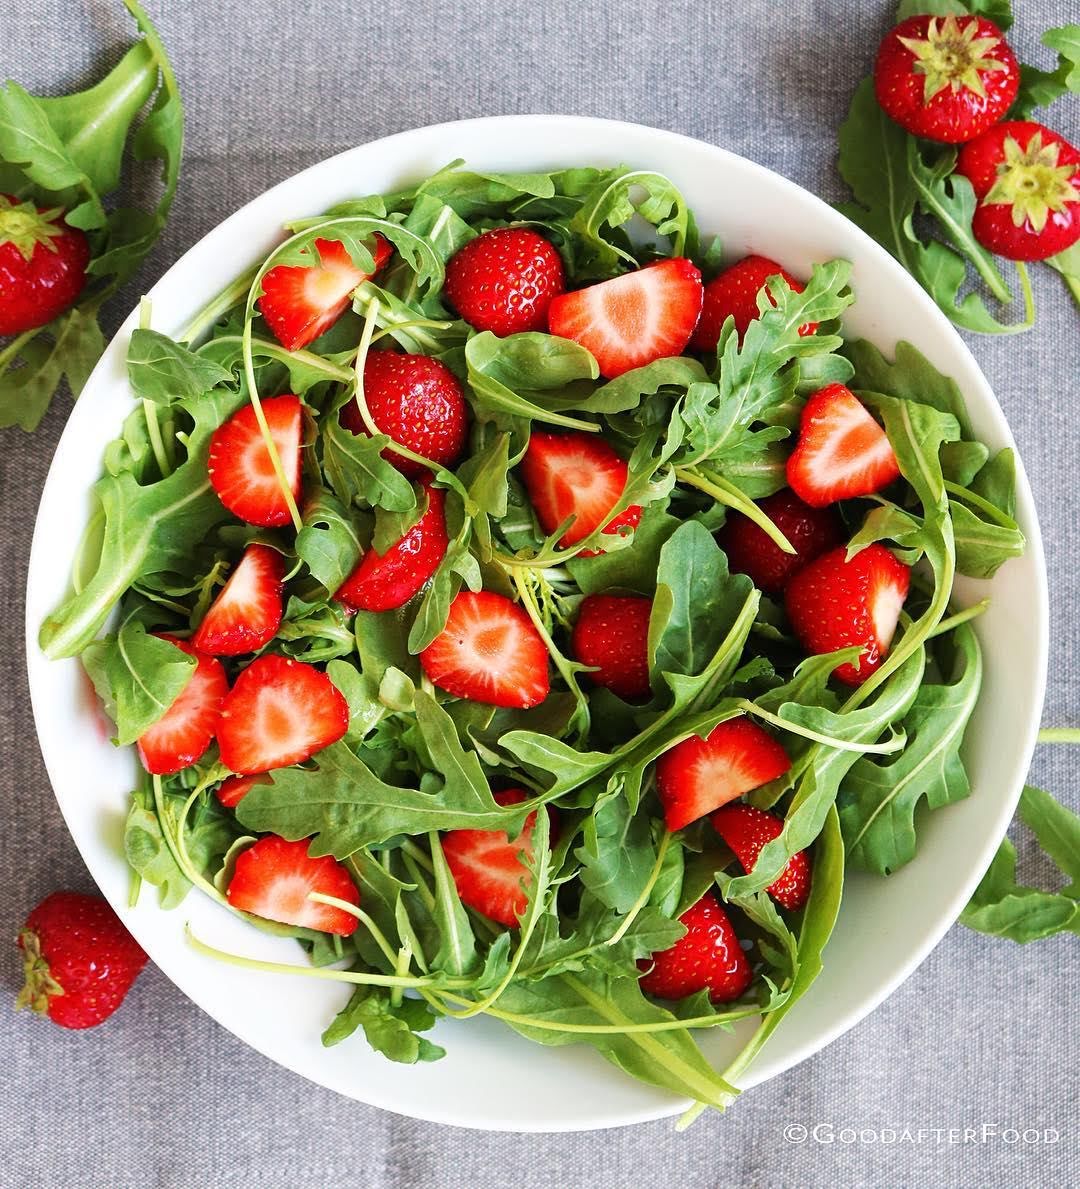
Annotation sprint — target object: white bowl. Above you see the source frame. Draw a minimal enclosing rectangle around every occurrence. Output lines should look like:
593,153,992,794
24,115,1048,1131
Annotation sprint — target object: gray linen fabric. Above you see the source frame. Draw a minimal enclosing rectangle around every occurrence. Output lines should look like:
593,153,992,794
1,1,1076,1186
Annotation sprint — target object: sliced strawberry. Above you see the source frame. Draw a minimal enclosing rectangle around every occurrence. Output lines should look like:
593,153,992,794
655,716,791,832
718,488,842,595
711,803,812,911
226,834,360,935
785,543,911,686
519,430,642,548
786,383,901,508
419,590,550,709
136,636,228,776
216,654,349,774
442,789,556,927
335,485,448,613
339,350,468,478
208,395,303,527
192,544,285,655
547,257,703,379
571,593,652,700
215,773,270,808
691,254,817,351
638,893,752,1003
258,234,391,351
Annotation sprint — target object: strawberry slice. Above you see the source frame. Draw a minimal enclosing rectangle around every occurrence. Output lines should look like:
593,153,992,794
258,234,391,351
785,543,911,686
638,893,752,1003
226,834,360,935
519,430,642,548
547,257,703,378
711,803,812,911
786,383,901,508
216,654,349,774
208,395,303,527
192,544,286,655
442,789,556,927
215,773,270,808
570,593,653,700
136,636,228,776
335,485,448,613
419,590,550,709
655,716,791,832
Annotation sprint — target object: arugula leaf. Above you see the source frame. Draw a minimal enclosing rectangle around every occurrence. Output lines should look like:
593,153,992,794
1011,25,1080,117
295,487,363,593
320,415,417,513
124,781,190,909
127,329,232,405
323,985,445,1062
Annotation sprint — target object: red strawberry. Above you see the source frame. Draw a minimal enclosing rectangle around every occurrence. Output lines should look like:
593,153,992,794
655,716,791,832
0,195,89,335
571,593,652,700
786,383,900,508
718,488,842,595
136,636,227,776
192,544,285,655
258,234,391,351
215,773,270,808
956,121,1080,261
226,835,360,935
444,227,565,336
711,803,812,911
208,395,303,527
519,430,642,548
874,14,1019,144
690,255,817,351
17,892,148,1029
216,654,349,774
339,350,468,478
442,789,556,927
638,893,752,1003
785,543,911,686
420,590,550,709
547,257,703,378
336,484,448,612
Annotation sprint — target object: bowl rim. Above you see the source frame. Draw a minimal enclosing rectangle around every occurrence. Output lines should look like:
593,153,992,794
24,113,1049,1131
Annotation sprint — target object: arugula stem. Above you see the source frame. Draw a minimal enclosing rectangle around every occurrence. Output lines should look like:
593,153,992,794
0,326,37,376
737,700,905,755
390,943,412,1008
675,467,795,554
927,599,989,639
606,831,671,947
371,318,454,344
307,893,401,966
176,269,258,344
1038,728,1080,744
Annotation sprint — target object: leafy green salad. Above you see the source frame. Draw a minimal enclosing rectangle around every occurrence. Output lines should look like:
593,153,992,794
40,161,1027,1117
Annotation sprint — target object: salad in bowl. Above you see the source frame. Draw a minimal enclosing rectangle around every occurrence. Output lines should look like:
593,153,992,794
29,122,1041,1128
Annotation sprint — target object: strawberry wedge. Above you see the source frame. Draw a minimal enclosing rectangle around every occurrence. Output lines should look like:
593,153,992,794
547,257,703,378
208,395,303,527
137,636,228,776
193,544,285,656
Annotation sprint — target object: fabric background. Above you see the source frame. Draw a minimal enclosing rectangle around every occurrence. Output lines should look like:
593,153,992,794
1,2,1076,1186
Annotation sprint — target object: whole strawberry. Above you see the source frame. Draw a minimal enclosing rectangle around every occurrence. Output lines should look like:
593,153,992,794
638,893,752,1003
956,121,1080,261
571,593,653,700
445,227,565,336
0,195,90,335
874,14,1019,144
691,255,816,351
17,892,148,1029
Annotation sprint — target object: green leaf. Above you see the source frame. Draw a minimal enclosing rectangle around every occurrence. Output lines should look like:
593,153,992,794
1011,25,1080,116
295,487,363,593
1018,785,1080,896
322,985,445,1063
321,415,417,513
896,1,1013,27
844,337,971,433
575,791,658,913
127,329,232,405
81,615,196,745
124,782,190,909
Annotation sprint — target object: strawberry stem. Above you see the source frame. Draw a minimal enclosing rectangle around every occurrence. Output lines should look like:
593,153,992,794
1038,728,1080,744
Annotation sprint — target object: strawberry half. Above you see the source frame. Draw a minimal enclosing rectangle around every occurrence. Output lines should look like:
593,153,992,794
226,835,360,935
258,234,391,351
638,893,752,1003
444,227,565,336
336,484,448,613
339,350,468,478
711,803,812,911
786,383,901,508
136,636,228,776
691,254,817,351
547,257,703,378
571,593,652,700
785,543,911,686
655,716,791,832
215,773,270,808
208,395,303,527
419,590,550,709
216,653,349,774
192,544,286,655
718,488,842,595
442,789,556,927
519,429,642,548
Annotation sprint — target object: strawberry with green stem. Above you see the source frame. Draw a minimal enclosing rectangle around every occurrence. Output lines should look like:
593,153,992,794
0,195,89,335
